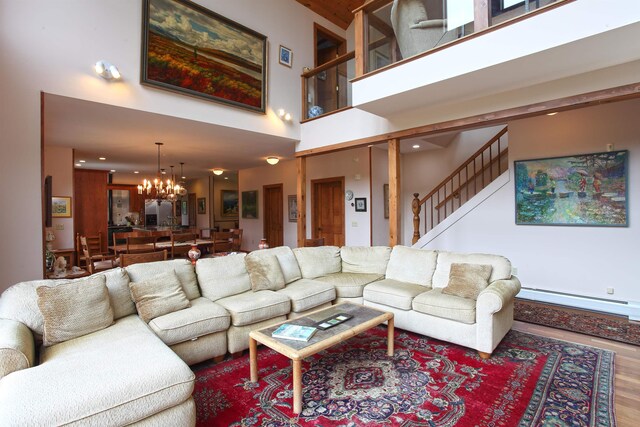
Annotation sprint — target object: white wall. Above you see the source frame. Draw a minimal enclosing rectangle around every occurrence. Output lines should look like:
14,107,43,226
187,177,210,231
44,146,74,249
0,0,344,289
371,146,389,246
418,98,640,303
239,160,297,250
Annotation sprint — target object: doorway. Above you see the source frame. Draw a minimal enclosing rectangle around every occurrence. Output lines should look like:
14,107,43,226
311,177,345,246
263,184,283,247
188,193,197,227
314,24,348,114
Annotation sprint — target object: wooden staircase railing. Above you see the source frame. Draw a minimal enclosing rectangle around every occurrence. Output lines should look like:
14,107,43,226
412,127,509,244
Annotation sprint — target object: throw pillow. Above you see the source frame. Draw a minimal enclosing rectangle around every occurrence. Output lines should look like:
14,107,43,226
276,251,302,284
442,263,493,300
128,270,190,323
245,254,286,291
36,275,114,347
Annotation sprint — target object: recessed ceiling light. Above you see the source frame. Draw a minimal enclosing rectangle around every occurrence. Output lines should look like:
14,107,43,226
547,112,558,116
182,176,186,179
412,144,420,149
224,177,229,180
99,157,106,160
79,160,86,163
110,169,116,173
212,169,223,175
134,171,139,174
75,163,82,167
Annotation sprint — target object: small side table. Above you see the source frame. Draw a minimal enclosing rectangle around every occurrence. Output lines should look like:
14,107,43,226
52,248,76,267
46,268,89,280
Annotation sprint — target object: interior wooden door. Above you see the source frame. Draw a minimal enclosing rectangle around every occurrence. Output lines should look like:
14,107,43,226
188,193,197,227
74,169,109,253
315,24,346,113
311,177,345,246
263,184,283,248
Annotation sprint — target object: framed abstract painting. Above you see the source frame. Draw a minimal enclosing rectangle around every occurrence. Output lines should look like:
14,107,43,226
514,150,628,226
142,0,267,113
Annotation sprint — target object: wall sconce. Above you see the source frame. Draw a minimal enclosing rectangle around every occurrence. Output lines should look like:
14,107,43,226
94,60,121,80
266,156,280,165
277,108,292,122
212,169,224,175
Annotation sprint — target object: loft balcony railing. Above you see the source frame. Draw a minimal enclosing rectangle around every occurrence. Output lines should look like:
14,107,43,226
301,52,356,122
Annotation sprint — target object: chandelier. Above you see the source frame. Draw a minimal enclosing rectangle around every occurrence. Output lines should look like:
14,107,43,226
137,142,185,205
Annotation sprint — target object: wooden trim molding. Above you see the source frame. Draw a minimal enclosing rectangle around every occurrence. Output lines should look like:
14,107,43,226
296,157,307,247
296,81,640,158
388,139,400,246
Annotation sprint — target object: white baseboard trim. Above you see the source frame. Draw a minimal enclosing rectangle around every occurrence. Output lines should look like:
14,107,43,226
518,288,640,320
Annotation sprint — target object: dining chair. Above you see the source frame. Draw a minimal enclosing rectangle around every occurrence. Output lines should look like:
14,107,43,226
80,235,116,274
171,232,197,259
77,232,109,268
213,231,233,253
229,228,243,252
149,230,172,242
304,237,325,247
120,250,168,267
125,235,158,254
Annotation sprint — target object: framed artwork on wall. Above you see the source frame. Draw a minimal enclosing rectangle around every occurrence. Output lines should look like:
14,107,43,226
514,150,628,226
197,197,206,214
175,200,182,216
52,196,72,218
279,45,292,67
355,197,367,212
221,190,239,218
242,190,258,219
141,0,267,113
288,195,298,222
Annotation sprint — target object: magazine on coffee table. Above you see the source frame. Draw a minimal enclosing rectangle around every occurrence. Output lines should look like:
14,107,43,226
271,324,318,342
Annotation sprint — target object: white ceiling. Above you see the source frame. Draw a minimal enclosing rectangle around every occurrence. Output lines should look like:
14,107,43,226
44,93,298,179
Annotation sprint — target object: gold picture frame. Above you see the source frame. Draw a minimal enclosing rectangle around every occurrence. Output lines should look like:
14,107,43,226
52,196,72,218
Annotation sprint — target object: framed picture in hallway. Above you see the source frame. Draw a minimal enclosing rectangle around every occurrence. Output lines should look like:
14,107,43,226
355,198,367,212
221,190,239,218
514,150,628,226
197,197,206,214
52,196,72,218
242,190,258,219
288,195,298,222
141,0,267,113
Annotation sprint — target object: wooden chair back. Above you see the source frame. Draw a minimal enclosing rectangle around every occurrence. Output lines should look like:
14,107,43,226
229,228,243,252
149,229,172,242
125,235,157,254
77,232,106,267
80,235,115,274
112,231,145,247
213,231,233,253
171,232,197,259
120,250,168,267
304,237,325,247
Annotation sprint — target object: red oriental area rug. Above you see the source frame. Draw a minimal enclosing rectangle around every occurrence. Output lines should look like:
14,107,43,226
192,327,615,426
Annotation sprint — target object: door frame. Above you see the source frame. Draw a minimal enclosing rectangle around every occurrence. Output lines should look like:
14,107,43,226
263,183,284,247
311,176,345,245
313,23,347,67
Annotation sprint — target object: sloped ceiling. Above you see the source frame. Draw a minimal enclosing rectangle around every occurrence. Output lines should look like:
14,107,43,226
294,0,366,29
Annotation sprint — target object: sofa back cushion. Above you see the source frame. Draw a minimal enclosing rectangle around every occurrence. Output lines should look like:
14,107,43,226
196,254,251,301
125,259,200,300
293,246,341,279
0,269,133,339
340,246,391,275
129,270,191,323
37,275,114,346
432,252,511,289
244,247,301,290
385,246,437,286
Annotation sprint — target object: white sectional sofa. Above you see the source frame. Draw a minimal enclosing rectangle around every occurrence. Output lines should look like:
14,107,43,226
0,244,519,425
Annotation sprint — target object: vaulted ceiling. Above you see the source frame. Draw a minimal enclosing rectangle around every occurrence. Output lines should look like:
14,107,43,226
295,0,366,29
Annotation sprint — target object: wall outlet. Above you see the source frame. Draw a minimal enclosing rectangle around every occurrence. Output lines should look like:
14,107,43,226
511,266,518,275
54,224,64,230
606,143,614,152
351,221,358,227
606,287,614,295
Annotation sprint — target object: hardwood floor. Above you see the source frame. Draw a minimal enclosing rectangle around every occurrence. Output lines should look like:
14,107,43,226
512,320,640,426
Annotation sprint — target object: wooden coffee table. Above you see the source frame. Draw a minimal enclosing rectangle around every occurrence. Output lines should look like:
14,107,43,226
249,302,394,414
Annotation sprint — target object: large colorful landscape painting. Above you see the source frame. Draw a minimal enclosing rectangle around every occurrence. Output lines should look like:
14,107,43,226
142,0,266,112
515,150,628,226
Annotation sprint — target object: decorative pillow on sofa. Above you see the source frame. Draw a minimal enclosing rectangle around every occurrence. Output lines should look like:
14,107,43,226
442,263,493,300
36,275,114,347
245,253,286,291
128,270,190,323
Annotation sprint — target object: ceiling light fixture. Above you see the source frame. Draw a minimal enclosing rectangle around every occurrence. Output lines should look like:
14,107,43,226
412,144,420,149
266,156,280,165
277,109,292,122
99,157,106,160
94,60,121,80
110,169,116,173
134,171,139,174
547,112,558,116
212,169,224,176
79,160,86,163
137,142,183,205
75,163,82,167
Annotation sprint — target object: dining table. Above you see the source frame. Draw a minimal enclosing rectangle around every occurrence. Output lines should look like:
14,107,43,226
108,238,222,255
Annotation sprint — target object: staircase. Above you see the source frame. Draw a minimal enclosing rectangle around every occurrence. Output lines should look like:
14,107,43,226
411,127,509,244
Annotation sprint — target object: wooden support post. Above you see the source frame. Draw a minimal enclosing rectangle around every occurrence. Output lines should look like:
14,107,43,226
296,157,307,248
474,0,491,32
354,10,366,77
412,193,421,245
388,139,401,246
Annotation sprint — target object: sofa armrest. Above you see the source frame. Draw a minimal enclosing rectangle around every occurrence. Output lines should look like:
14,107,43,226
476,276,521,315
0,319,35,379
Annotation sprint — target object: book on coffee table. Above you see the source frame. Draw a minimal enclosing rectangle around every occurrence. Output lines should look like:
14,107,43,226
271,324,317,342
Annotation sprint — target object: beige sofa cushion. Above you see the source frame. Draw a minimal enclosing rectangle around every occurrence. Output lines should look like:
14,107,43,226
103,268,136,320
216,290,291,327
432,252,511,289
245,251,285,291
443,263,492,300
340,246,391,275
385,246,437,286
196,254,250,301
149,297,230,346
126,259,200,300
36,275,114,347
313,272,383,298
276,279,336,313
363,279,428,310
0,315,194,426
277,250,302,284
412,289,476,324
129,270,190,323
293,246,341,279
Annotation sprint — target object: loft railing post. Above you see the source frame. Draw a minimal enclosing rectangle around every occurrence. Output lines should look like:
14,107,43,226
474,0,491,32
354,9,367,77
412,193,421,245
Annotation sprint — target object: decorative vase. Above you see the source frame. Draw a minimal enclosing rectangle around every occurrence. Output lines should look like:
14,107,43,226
188,245,201,265
45,250,56,272
258,238,269,250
